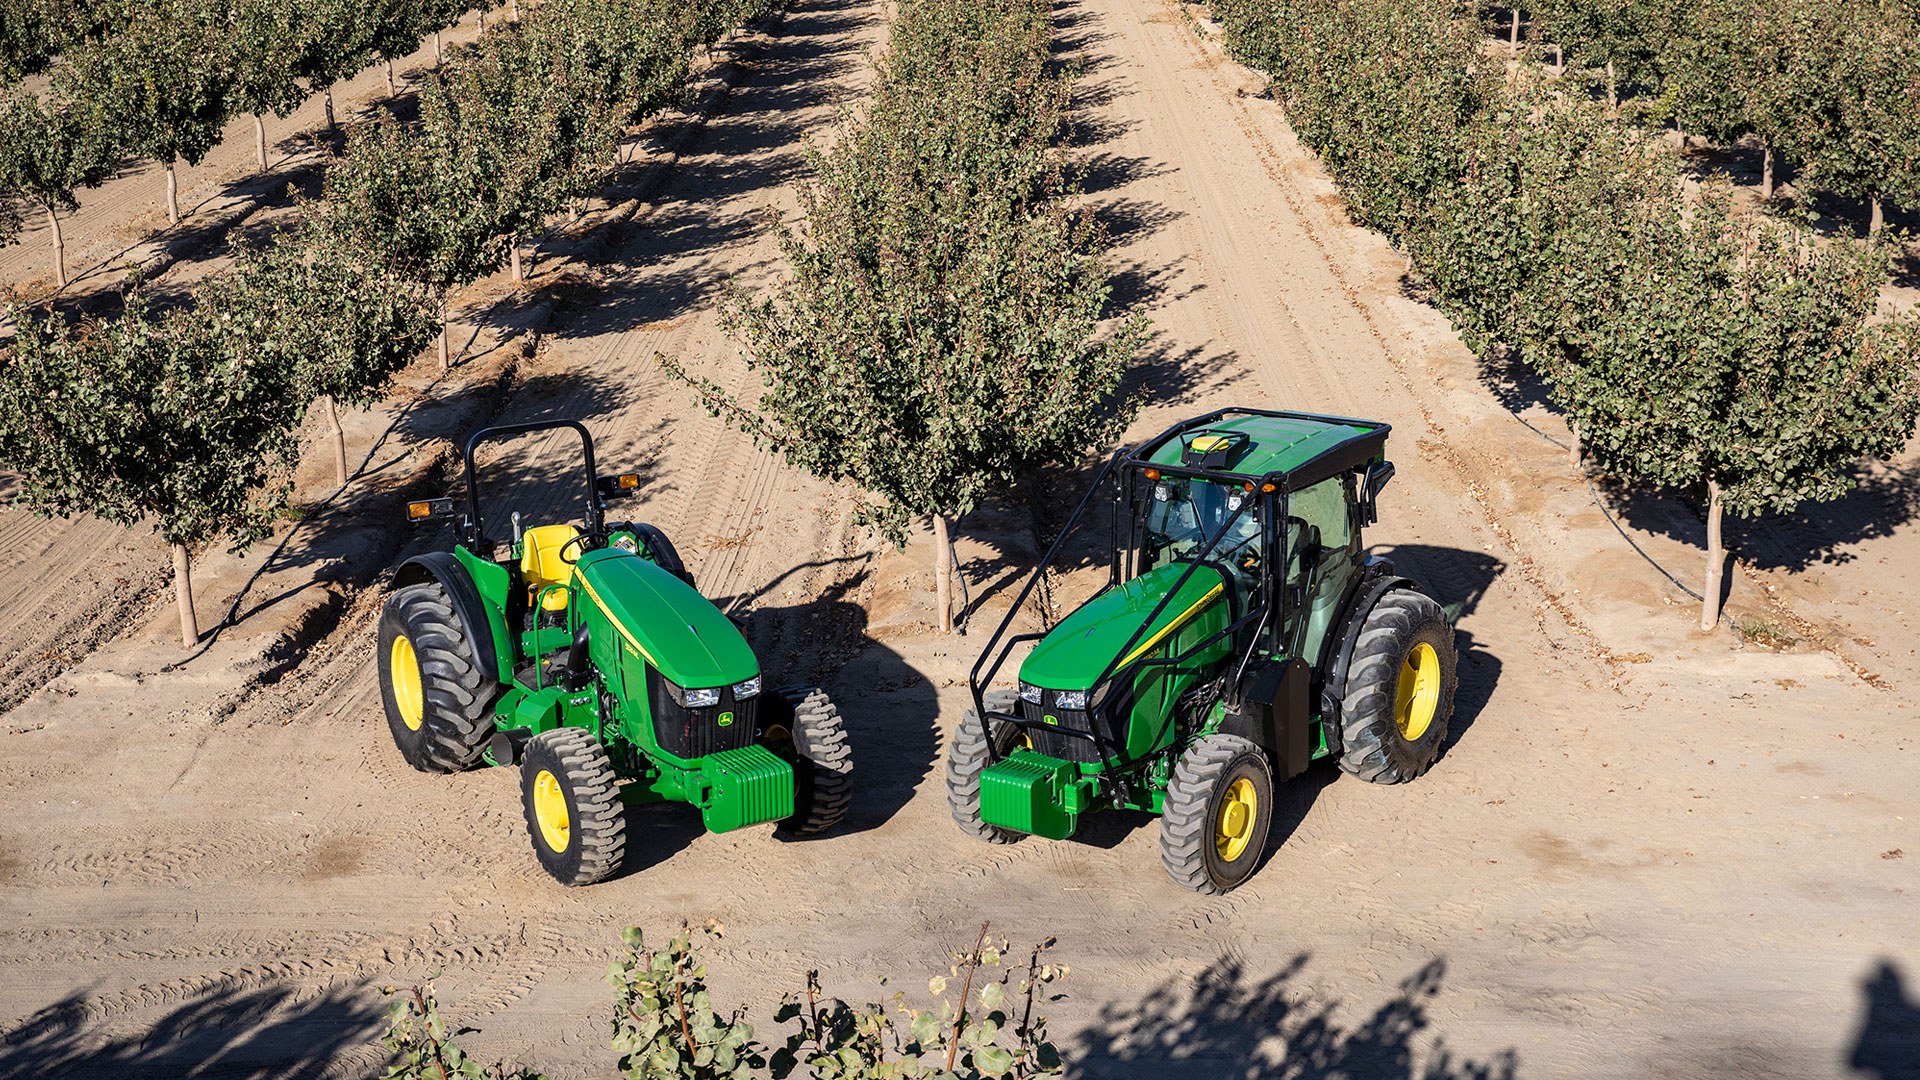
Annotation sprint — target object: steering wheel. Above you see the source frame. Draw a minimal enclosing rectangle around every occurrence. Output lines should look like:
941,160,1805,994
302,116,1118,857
558,531,603,564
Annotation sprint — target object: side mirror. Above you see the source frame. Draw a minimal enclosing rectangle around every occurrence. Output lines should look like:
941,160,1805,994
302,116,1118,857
1361,461,1395,525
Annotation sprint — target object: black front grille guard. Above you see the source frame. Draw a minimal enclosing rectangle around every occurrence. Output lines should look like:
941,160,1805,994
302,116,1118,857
968,409,1299,775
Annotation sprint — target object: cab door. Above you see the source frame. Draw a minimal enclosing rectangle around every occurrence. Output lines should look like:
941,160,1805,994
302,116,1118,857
1280,475,1360,667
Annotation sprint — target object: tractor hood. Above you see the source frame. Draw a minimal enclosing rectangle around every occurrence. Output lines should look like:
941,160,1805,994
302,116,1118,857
1021,563,1228,691
571,548,758,689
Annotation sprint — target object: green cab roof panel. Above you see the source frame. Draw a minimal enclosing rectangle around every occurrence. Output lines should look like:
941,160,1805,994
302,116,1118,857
1139,413,1382,483
572,548,758,689
1020,563,1228,691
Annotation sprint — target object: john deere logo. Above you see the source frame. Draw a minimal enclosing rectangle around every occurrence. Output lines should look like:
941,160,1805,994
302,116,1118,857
718,712,734,727
1043,714,1058,726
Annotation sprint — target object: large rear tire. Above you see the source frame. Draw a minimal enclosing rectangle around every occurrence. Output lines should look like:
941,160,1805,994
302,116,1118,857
377,582,495,773
764,686,852,835
945,691,1025,845
520,727,626,886
1160,733,1274,894
1338,587,1455,784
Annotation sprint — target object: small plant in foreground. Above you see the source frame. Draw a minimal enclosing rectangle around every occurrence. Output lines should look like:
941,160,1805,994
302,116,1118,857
379,980,548,1080
607,920,767,1080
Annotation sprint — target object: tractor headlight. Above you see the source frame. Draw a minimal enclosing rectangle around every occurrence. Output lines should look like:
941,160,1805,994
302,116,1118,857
731,676,761,700
665,680,722,708
1019,681,1042,705
1054,689,1088,711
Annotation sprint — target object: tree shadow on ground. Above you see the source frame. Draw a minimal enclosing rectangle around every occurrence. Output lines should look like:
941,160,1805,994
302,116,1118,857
1850,959,1920,1080
533,0,878,340
1070,954,1518,1079
0,980,384,1080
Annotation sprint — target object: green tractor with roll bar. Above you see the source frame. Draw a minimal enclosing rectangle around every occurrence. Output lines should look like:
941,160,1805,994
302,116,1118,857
377,420,852,886
949,408,1456,893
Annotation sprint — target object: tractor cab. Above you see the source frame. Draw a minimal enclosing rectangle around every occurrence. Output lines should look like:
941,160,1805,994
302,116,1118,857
953,408,1453,894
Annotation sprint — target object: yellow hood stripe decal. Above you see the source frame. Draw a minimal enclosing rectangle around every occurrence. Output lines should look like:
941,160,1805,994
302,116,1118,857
574,571,658,668
1118,582,1225,668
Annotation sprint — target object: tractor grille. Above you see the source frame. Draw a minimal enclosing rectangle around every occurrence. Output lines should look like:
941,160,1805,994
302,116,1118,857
1020,689,1127,764
647,671,758,760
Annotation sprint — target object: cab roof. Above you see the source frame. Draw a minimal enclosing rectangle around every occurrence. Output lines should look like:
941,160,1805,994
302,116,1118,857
1130,409,1389,491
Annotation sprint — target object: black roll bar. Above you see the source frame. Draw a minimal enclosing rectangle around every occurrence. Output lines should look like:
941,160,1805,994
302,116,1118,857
460,420,604,547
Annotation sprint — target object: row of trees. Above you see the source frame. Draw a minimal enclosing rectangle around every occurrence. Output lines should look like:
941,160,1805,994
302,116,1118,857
1519,0,1920,231
662,0,1149,633
0,0,780,646
0,0,496,286
1211,0,1920,629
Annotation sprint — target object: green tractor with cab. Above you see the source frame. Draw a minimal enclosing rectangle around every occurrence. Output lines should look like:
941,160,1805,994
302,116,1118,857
949,408,1455,893
378,420,851,886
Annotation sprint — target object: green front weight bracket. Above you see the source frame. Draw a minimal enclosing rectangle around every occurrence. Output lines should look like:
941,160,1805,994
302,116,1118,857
980,750,1081,840
696,744,795,833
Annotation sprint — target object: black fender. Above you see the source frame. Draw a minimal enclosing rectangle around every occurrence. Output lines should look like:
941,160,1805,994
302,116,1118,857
612,521,694,588
1318,556,1431,749
392,552,503,684
1220,656,1313,780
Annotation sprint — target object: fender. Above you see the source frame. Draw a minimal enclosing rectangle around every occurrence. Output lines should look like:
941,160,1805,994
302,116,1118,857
392,552,506,684
1220,657,1312,780
1318,555,1428,747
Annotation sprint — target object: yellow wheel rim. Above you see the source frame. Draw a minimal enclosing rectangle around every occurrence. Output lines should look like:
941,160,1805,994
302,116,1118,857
763,724,791,744
1395,641,1441,742
533,770,571,853
1214,778,1257,863
390,635,424,731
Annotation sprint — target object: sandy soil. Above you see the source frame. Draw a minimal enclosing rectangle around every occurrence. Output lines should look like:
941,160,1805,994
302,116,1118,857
1,1,1917,1078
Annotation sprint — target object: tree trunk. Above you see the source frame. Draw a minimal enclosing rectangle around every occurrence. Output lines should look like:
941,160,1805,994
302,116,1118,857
173,543,199,647
434,29,442,65
45,202,64,288
1761,144,1774,199
252,112,267,171
510,238,523,282
1606,60,1617,110
1568,417,1581,469
933,514,954,634
438,318,450,369
165,160,180,225
1510,8,1520,48
1869,195,1884,235
510,0,520,22
1699,480,1724,632
385,57,396,96
323,89,336,130
324,395,348,486
1555,42,1562,68
478,10,486,31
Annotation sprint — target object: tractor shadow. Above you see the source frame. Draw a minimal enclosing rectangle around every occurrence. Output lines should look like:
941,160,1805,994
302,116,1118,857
1371,543,1506,758
728,571,941,838
1849,959,1920,1080
1068,953,1519,1079
0,980,385,1080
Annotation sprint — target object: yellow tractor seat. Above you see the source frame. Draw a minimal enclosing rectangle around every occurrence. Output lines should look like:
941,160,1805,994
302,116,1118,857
521,524,581,611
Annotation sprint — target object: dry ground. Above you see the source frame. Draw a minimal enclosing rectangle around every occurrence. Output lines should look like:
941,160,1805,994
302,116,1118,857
1,1,1917,1078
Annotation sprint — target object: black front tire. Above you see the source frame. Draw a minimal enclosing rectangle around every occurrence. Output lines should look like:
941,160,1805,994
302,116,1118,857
764,686,852,835
377,582,495,773
1160,734,1274,894
1338,587,1456,784
945,691,1025,845
627,522,693,588
520,727,627,887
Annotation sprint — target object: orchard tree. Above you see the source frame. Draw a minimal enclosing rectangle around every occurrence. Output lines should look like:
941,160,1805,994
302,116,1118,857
1546,189,1920,629
294,0,374,131
1529,0,1666,108
1805,1,1920,233
0,292,310,646
0,90,113,287
59,0,234,225
316,106,508,367
661,0,1149,633
228,0,309,172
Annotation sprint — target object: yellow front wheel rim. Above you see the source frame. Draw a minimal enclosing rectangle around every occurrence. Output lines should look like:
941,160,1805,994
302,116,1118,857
1395,641,1441,742
1214,777,1257,862
533,770,571,853
390,635,424,731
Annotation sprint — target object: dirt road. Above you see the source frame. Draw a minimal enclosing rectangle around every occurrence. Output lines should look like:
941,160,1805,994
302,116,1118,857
1,1,1915,1078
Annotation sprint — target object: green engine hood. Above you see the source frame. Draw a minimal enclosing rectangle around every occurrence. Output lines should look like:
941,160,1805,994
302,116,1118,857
1020,563,1228,691
571,548,757,689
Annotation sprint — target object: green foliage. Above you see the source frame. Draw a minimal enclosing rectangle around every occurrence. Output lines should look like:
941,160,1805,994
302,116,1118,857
770,930,1067,1079
380,980,549,1080
0,88,114,215
607,921,767,1080
228,0,308,122
57,0,234,170
663,0,1148,545
0,0,127,81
